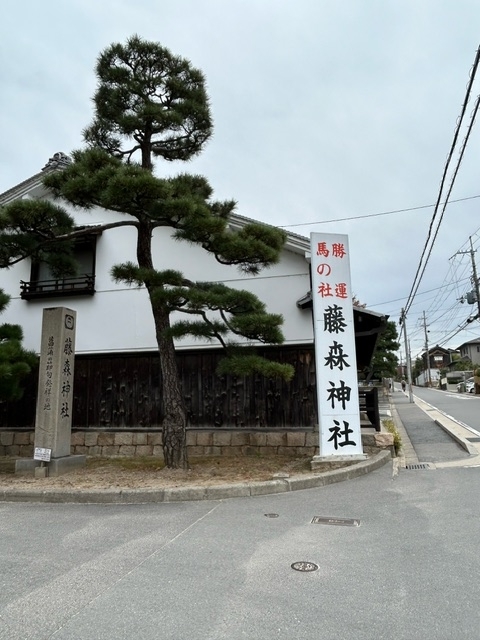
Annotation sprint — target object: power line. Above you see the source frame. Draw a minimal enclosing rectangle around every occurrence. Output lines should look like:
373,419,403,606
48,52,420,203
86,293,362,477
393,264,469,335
370,276,470,307
280,194,480,229
403,45,480,317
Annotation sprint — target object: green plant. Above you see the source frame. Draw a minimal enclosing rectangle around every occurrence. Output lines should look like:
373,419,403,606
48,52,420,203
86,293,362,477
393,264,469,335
382,417,402,456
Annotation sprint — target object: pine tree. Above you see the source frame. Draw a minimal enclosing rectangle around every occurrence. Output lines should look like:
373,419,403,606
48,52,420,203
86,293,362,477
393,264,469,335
0,36,293,468
0,290,37,402
369,320,399,379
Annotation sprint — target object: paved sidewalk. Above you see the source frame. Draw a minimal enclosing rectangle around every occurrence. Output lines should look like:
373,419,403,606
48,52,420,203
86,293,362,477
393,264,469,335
388,387,478,467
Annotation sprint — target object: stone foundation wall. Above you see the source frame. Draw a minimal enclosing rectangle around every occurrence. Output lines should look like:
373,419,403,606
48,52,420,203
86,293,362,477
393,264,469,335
0,430,393,459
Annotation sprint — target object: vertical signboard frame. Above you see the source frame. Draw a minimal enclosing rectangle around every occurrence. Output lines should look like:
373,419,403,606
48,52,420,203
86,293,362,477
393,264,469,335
310,233,365,458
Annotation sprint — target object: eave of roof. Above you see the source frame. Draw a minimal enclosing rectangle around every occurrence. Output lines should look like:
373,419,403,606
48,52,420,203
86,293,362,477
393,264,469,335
0,165,311,256
456,337,480,349
0,172,46,205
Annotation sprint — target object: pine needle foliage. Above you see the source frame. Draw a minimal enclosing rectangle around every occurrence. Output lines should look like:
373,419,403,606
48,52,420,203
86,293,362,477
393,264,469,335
0,36,293,467
0,291,37,402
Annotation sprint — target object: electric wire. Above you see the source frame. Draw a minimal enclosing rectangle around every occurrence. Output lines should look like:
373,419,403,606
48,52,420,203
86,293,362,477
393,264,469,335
279,194,480,229
403,45,480,317
406,94,480,315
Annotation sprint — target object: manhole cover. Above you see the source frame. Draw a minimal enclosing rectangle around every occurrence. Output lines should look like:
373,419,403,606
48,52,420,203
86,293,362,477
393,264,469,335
264,513,279,518
291,562,319,572
311,516,360,527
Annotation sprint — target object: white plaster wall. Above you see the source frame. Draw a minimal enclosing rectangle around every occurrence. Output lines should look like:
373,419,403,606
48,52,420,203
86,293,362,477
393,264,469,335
1,199,314,354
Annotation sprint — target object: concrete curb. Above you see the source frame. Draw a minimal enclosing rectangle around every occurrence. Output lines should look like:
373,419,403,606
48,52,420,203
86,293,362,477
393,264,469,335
413,396,478,456
0,450,392,504
433,419,478,456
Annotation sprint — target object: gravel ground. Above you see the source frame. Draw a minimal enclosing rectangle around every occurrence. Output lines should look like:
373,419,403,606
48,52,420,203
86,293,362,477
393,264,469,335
0,453,369,490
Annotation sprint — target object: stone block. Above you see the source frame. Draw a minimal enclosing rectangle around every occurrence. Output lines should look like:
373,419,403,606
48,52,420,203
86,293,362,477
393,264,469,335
374,433,395,448
118,445,136,456
98,432,115,446
231,432,250,446
147,433,163,446
204,446,222,456
278,446,298,456
19,445,34,457
305,432,319,447
15,459,40,475
135,445,154,456
133,433,148,446
286,432,306,447
48,455,86,477
13,432,30,445
187,446,206,457
196,432,213,446
266,433,287,447
9,445,20,456
213,432,232,446
361,434,375,447
258,446,271,456
114,433,134,446
249,433,267,447
88,446,102,456
71,432,85,446
242,446,259,456
152,445,164,458
73,446,87,455
101,445,120,456
84,432,99,447
0,446,5,456
0,432,14,446
221,446,243,457
186,431,196,446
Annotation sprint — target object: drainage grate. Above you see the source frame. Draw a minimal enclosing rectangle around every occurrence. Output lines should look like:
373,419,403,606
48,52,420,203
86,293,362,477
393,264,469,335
264,513,279,518
405,463,431,470
467,437,480,442
291,561,319,572
311,516,360,527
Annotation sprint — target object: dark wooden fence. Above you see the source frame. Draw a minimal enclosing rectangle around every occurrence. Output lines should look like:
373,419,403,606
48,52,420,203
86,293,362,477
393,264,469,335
1,346,318,431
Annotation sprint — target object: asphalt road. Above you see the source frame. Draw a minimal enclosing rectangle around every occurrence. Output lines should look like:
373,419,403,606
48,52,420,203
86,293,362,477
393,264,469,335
2,461,480,640
411,385,480,434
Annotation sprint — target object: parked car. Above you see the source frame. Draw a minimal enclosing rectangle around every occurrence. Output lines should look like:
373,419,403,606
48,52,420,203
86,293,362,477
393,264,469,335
457,377,475,393
466,378,475,393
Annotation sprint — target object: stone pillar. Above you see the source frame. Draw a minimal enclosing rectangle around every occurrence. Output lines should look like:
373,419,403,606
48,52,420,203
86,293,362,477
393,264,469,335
16,307,85,477
34,307,77,457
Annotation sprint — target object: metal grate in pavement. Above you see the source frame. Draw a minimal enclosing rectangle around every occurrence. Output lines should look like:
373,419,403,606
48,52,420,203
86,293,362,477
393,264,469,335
311,516,360,527
405,463,433,470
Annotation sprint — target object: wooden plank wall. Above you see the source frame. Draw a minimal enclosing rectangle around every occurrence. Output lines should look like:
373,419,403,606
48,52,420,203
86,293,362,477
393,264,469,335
0,346,317,430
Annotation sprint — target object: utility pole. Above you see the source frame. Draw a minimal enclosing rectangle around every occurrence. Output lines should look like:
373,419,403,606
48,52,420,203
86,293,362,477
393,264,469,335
456,236,480,319
399,309,414,403
423,311,432,387
469,236,480,319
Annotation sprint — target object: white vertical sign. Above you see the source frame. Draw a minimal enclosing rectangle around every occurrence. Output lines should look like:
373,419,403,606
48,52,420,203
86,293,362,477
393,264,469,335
310,233,364,457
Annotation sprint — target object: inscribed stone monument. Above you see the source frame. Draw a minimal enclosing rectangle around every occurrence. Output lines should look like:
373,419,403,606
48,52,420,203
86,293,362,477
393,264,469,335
15,307,85,476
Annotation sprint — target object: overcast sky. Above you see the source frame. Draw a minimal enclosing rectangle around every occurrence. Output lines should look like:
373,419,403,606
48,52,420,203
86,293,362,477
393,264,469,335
2,0,480,361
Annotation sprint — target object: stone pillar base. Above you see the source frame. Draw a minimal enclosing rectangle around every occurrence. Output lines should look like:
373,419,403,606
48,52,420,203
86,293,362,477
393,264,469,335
15,455,86,477
311,453,367,470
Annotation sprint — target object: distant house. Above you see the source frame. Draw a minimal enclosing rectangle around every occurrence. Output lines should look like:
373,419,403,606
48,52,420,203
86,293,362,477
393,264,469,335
0,153,387,442
456,338,480,366
420,345,455,371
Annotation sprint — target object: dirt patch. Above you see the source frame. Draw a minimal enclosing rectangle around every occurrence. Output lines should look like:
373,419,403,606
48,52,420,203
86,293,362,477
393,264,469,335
0,452,377,490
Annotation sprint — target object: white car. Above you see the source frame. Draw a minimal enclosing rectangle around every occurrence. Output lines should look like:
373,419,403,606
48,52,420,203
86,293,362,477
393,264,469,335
457,378,475,393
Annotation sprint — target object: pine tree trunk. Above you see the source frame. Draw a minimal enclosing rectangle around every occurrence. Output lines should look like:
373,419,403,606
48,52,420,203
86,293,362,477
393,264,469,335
152,302,188,468
137,221,188,469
